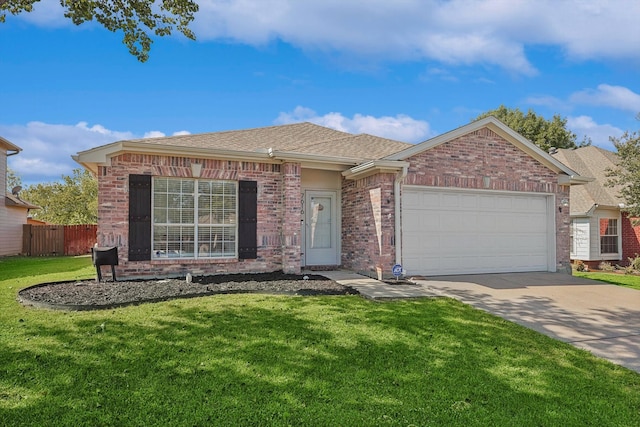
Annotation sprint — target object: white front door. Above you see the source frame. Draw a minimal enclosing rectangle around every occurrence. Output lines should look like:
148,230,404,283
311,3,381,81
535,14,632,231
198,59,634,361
304,191,339,266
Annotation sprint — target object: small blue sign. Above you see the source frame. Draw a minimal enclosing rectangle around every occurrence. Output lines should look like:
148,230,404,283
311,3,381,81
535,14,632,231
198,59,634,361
392,264,403,277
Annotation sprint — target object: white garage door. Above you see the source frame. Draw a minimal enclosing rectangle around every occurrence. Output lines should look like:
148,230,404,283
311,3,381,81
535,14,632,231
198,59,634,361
402,187,553,276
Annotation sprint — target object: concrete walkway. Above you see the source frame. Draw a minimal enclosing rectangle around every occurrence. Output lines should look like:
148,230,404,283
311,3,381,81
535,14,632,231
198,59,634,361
322,270,640,374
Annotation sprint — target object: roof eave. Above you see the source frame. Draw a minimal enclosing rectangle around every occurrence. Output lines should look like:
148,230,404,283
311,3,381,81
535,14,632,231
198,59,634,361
5,195,39,210
342,160,411,180
74,141,282,171
558,175,594,185
269,150,362,170
0,136,22,154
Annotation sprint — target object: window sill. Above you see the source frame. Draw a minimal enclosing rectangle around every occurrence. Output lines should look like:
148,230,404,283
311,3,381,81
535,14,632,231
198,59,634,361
150,258,238,264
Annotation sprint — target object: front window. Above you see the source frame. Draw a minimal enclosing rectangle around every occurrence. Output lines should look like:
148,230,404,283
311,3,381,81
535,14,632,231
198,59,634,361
599,218,618,254
152,177,237,259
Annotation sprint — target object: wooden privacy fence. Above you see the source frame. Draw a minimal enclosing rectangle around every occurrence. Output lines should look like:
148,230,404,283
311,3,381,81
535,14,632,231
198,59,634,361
22,224,97,256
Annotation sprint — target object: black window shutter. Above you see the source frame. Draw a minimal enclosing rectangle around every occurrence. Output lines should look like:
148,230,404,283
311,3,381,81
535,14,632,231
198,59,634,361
128,174,152,261
238,180,257,259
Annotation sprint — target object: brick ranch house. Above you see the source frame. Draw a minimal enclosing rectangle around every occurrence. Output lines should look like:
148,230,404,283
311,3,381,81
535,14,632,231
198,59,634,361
552,146,640,269
74,116,586,280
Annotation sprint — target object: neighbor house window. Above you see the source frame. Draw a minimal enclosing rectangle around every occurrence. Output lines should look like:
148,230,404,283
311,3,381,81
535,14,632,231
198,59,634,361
599,218,618,254
152,177,237,259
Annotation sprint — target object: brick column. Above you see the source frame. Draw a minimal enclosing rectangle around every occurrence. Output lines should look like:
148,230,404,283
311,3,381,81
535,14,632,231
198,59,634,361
282,162,301,273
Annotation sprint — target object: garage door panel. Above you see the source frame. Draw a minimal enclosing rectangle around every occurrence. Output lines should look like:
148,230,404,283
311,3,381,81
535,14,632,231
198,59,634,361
442,194,463,208
403,211,424,230
402,188,551,276
421,192,440,207
409,211,440,231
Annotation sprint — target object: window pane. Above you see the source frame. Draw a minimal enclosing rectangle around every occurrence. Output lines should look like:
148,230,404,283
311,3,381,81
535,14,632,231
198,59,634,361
182,180,194,193
154,193,167,207
168,209,181,223
167,196,181,209
599,218,618,253
601,236,618,253
155,178,168,192
198,181,211,194
153,177,236,259
198,225,236,257
181,208,194,224
168,179,182,193
154,208,167,224
223,182,235,195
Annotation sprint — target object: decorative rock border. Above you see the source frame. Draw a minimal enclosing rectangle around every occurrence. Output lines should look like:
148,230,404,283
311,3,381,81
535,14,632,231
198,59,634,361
17,277,360,312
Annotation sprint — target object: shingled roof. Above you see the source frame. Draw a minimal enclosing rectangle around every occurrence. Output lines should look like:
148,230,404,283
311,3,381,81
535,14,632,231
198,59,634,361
552,146,621,215
115,122,413,162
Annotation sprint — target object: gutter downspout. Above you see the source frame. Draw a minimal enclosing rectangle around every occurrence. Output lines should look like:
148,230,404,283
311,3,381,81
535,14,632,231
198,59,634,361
394,165,408,265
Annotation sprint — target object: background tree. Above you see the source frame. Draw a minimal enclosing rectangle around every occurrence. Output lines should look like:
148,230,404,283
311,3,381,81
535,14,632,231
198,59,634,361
6,166,22,190
474,105,589,152
607,129,640,222
21,168,98,224
0,0,199,62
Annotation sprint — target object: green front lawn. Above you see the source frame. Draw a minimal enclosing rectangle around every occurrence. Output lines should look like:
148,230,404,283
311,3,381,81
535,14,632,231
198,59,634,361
574,270,640,291
1,257,639,426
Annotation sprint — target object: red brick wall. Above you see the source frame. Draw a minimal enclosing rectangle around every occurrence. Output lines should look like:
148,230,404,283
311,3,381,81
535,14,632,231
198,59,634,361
403,127,571,273
341,173,396,276
97,153,288,279
621,212,640,264
282,163,302,274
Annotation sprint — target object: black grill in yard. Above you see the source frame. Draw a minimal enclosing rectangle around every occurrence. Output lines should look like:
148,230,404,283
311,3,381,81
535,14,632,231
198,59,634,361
92,246,119,282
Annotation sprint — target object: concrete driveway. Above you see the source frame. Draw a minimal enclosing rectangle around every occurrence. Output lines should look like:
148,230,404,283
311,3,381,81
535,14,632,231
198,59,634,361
412,272,640,373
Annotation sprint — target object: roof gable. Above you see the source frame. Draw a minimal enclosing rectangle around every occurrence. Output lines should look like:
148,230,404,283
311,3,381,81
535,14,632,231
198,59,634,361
384,116,579,177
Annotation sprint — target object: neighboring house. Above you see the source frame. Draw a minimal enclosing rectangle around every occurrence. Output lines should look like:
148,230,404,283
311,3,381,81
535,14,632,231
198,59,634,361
552,145,639,267
74,117,584,279
1,137,39,257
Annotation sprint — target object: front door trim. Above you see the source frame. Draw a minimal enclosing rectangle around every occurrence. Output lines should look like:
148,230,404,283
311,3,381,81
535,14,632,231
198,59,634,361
302,190,340,266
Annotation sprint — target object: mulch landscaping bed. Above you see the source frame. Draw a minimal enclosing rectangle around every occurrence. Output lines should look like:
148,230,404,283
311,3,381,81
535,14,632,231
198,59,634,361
18,271,359,311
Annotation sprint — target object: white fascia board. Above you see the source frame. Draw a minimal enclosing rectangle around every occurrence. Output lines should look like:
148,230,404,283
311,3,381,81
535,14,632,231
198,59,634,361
269,150,361,167
74,143,362,174
74,141,281,172
121,141,277,161
575,204,600,217
384,116,582,178
558,175,594,185
342,160,410,180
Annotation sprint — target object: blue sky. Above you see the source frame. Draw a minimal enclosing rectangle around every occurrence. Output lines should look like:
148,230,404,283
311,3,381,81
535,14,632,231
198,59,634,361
2,0,639,185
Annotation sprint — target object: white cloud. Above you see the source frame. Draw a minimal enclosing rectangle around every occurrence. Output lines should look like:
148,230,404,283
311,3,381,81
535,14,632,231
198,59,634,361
14,0,69,27
14,1,640,75
569,85,640,112
275,106,432,142
567,115,624,150
143,131,166,138
191,0,640,74
2,122,189,185
525,95,568,111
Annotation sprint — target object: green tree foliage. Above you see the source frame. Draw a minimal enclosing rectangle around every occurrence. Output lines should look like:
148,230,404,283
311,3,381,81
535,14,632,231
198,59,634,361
474,105,589,152
607,129,640,222
21,168,98,224
6,166,22,189
0,0,199,62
